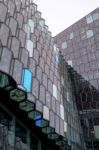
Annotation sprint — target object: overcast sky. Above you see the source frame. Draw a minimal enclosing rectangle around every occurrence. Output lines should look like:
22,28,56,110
34,0,99,36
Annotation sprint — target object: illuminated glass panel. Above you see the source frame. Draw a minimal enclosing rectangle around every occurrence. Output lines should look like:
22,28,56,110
53,84,57,99
28,19,34,33
35,120,42,127
43,106,49,120
67,60,73,67
94,125,99,139
22,69,32,92
60,104,64,120
86,30,93,38
62,41,67,49
26,40,33,57
86,14,93,24
70,32,74,39
39,19,45,31
92,13,99,21
55,55,60,64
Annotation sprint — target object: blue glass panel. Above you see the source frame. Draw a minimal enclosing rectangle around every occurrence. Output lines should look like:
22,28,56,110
35,120,42,127
34,114,42,121
22,69,32,92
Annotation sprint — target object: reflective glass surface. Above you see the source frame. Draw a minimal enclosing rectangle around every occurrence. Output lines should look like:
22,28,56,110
53,84,57,99
86,14,93,24
62,41,67,49
86,30,93,38
26,40,33,57
28,19,34,33
22,69,32,92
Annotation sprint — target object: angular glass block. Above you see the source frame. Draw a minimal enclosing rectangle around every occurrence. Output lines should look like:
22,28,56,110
67,92,70,102
43,106,49,120
86,30,93,38
26,40,33,57
62,41,67,49
22,69,32,92
67,60,73,67
70,32,74,39
53,84,57,99
86,14,93,24
24,24,31,39
55,55,60,64
64,122,67,133
39,19,45,31
92,13,99,21
94,125,99,139
60,104,64,120
28,19,34,33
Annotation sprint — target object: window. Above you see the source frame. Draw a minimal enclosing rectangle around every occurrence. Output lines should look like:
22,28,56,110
43,106,49,120
28,19,34,33
62,41,67,49
67,92,70,102
53,84,57,99
70,32,74,39
55,55,60,64
24,24,31,39
94,125,99,139
86,14,93,24
86,30,93,38
64,122,67,133
26,40,33,57
67,60,73,67
39,19,45,31
92,13,99,21
60,104,64,120
22,69,32,92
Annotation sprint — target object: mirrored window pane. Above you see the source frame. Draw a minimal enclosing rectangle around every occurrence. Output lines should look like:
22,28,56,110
62,41,67,49
22,69,32,92
86,14,93,24
28,19,34,33
53,84,57,99
86,30,93,38
26,40,33,57
60,104,64,120
70,32,74,39
92,13,99,21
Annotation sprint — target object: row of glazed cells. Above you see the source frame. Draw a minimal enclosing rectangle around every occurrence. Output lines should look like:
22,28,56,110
0,106,52,150
0,0,67,138
58,56,85,148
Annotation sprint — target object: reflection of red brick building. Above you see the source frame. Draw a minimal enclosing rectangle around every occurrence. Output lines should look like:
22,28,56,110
54,7,99,90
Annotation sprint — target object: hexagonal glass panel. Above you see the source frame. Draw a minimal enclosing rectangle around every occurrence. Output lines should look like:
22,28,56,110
22,69,32,92
86,30,93,38
26,40,33,57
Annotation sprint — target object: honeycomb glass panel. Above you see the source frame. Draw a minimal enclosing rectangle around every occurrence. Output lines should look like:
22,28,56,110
39,19,45,31
67,60,73,67
43,106,49,120
28,19,34,33
62,41,67,49
26,40,33,57
53,84,57,99
86,14,93,24
22,69,32,92
60,104,64,120
86,30,93,38
92,13,99,21
70,32,74,39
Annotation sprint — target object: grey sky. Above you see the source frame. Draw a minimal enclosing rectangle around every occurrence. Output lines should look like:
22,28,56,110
34,0,99,36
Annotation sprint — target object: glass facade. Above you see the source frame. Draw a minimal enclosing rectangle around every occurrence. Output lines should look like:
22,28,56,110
22,69,32,92
54,7,99,149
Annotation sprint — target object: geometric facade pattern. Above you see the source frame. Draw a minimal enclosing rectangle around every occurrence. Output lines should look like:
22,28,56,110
54,7,99,149
0,0,85,150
